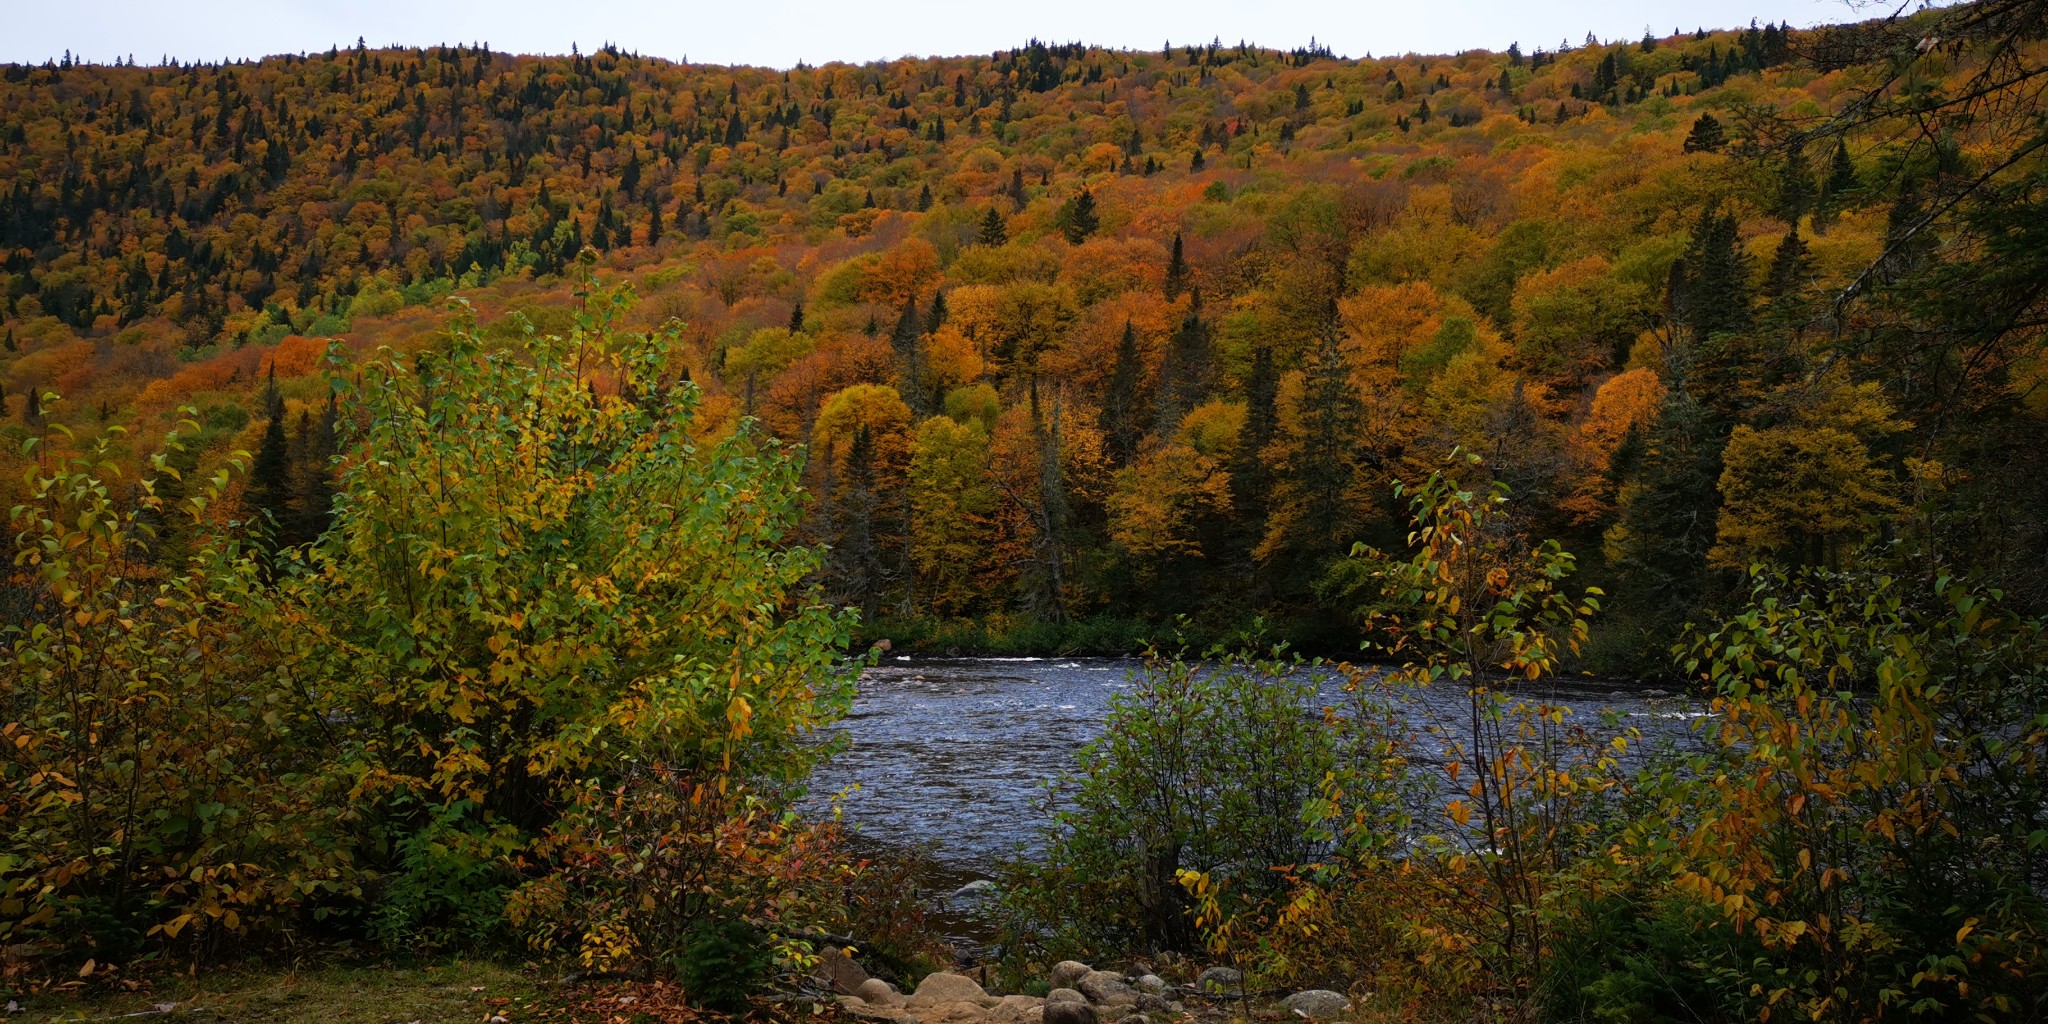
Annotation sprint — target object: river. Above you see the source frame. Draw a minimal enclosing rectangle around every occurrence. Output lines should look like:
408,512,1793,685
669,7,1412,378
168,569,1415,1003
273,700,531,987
815,654,1703,928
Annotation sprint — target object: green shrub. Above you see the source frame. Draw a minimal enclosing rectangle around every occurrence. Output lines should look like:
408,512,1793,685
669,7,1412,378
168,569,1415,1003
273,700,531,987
676,919,773,1012
997,644,1397,961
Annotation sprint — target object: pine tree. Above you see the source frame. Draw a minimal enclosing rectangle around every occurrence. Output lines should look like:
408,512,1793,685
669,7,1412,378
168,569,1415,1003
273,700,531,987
1277,318,1366,572
789,301,806,333
245,412,294,542
1603,380,1722,629
1164,231,1188,299
1763,228,1812,300
977,206,1008,246
1676,204,1752,341
1227,344,1279,589
294,394,340,546
1099,320,1147,465
1682,112,1726,153
1058,189,1099,244
916,182,932,211
1152,303,1211,434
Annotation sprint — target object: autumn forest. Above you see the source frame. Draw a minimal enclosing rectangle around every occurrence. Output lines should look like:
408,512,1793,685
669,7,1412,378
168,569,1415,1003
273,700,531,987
3,0,2047,1019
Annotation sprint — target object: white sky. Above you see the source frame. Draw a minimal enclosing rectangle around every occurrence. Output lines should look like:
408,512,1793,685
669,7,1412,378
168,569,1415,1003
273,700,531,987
13,0,1890,69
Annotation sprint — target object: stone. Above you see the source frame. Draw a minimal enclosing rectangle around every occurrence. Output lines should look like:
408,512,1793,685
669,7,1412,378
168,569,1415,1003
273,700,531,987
1279,990,1352,1019
837,997,912,1022
1195,966,1243,996
858,979,908,1007
1134,976,1165,994
1075,971,1137,1007
1045,989,1086,1005
906,972,995,1009
817,947,872,995
917,1003,995,1024
1041,1000,1095,1024
1135,994,1171,1014
988,996,1045,1024
1049,961,1094,991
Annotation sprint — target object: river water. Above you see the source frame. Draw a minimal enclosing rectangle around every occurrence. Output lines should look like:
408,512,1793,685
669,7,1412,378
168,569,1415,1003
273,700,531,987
816,655,1702,905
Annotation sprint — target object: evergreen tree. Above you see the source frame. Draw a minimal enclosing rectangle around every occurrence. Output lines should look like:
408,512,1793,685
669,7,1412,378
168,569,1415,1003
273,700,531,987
1099,320,1147,465
1227,344,1279,589
1058,189,1099,244
1824,138,1859,199
1676,204,1752,341
294,394,340,546
1773,149,1817,225
1763,228,1812,300
1152,302,1211,435
1682,112,1726,153
1164,231,1188,299
245,412,294,542
1275,318,1366,575
977,206,1008,246
1603,380,1723,633
789,301,805,333
891,297,930,414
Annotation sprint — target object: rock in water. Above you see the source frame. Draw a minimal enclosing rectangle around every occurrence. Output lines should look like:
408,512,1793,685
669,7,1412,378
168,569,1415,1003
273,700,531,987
1075,971,1137,1007
1280,990,1352,1019
906,972,995,1009
1042,1000,1096,1024
1049,961,1094,990
1195,966,1244,996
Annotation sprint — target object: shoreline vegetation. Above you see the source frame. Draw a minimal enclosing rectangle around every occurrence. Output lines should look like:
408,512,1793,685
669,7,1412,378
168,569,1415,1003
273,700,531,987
5,1,2048,1020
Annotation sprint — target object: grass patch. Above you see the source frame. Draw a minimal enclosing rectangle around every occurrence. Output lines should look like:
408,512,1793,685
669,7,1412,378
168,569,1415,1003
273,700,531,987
7,959,540,1024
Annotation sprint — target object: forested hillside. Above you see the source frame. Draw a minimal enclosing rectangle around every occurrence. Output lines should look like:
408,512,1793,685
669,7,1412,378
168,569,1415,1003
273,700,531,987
3,12,2043,666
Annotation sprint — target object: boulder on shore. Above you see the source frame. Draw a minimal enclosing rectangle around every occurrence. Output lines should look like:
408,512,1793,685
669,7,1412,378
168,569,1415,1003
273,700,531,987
1041,1001,1095,1024
816,947,871,995
1195,966,1243,996
1049,961,1094,990
1075,971,1137,1007
855,978,906,1007
1280,990,1352,1019
905,972,997,1009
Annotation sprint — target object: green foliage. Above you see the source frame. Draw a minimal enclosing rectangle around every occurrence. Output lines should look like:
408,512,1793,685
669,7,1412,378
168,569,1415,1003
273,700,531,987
1663,559,2048,1021
676,919,774,1013
0,410,360,960
2,280,858,986
998,641,1400,962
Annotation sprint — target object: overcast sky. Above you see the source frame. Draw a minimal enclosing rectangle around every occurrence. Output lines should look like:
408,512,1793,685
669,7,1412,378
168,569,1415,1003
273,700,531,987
13,0,1894,69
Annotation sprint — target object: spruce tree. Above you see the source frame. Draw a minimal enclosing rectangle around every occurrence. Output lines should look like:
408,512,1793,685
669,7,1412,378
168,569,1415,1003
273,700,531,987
1058,189,1099,244
1282,318,1366,572
1152,302,1211,435
1099,320,1147,465
1682,112,1726,153
1677,204,1752,341
1164,231,1188,299
977,206,1008,246
1227,344,1279,589
1763,228,1812,300
245,413,294,542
